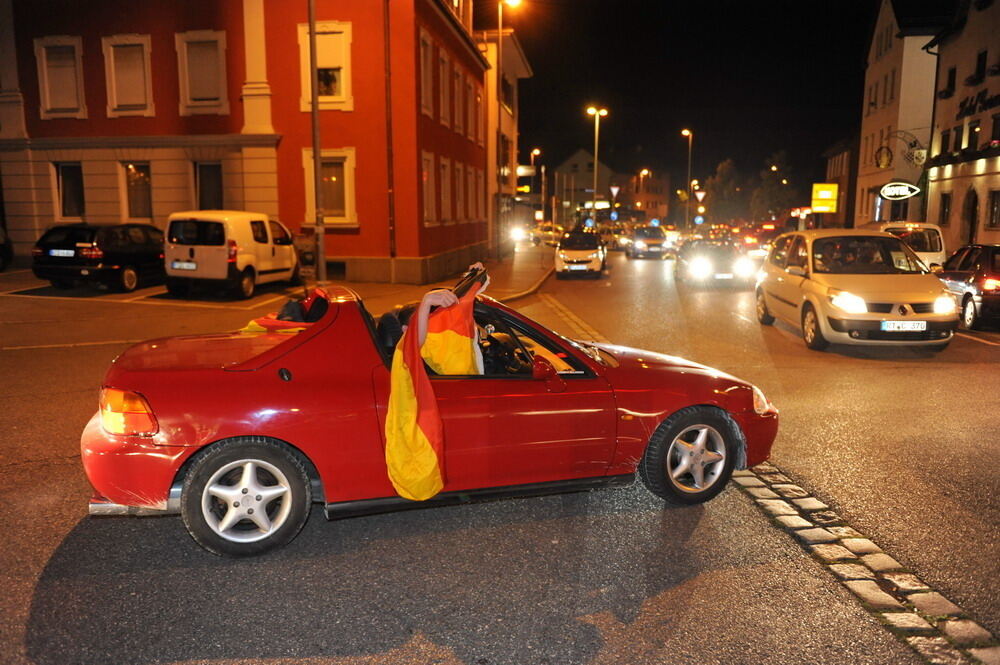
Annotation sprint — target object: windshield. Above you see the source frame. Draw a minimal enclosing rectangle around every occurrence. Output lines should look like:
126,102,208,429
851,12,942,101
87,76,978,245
168,220,225,246
883,227,943,253
812,236,926,274
634,227,665,239
560,233,599,250
685,241,738,257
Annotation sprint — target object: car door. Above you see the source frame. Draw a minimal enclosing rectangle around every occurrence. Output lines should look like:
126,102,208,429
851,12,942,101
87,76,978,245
940,247,979,302
760,234,794,322
143,226,165,279
248,219,275,282
268,220,296,276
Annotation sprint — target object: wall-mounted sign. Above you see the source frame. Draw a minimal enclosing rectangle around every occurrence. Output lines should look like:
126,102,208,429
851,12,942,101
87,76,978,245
874,146,893,169
811,183,839,213
880,182,920,200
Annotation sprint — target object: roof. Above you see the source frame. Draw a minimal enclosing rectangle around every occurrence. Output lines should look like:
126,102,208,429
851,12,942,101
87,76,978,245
890,0,958,35
166,210,272,221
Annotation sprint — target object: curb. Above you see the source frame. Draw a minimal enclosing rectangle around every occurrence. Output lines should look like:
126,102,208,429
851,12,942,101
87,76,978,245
498,266,555,304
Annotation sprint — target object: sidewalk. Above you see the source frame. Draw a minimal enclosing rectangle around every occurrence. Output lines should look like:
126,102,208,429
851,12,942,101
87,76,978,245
323,243,553,315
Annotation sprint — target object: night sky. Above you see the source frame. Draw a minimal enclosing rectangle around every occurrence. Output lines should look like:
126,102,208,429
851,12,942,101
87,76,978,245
478,0,878,189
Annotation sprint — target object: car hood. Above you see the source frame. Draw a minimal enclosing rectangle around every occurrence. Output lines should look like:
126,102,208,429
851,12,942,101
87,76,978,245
810,272,945,300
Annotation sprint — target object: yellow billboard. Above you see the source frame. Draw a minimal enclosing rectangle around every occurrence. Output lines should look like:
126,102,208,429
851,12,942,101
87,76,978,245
811,183,838,213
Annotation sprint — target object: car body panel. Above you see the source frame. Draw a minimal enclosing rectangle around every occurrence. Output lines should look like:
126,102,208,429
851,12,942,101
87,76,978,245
937,244,1000,321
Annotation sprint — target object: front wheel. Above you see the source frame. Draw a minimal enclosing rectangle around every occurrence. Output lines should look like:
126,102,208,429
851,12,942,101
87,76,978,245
802,304,828,351
756,290,774,325
962,297,981,330
181,438,312,556
118,266,139,292
640,406,739,505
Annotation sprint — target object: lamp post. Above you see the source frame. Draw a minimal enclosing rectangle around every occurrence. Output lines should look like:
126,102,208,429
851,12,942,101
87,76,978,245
638,168,649,212
587,106,608,224
530,147,541,215
493,0,521,258
681,129,692,230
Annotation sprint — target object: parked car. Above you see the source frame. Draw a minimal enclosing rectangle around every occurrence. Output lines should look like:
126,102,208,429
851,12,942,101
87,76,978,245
31,223,165,292
82,280,778,556
862,221,946,268
625,225,670,259
555,231,606,278
0,225,13,272
165,210,299,299
674,240,756,286
756,230,959,350
936,244,1000,330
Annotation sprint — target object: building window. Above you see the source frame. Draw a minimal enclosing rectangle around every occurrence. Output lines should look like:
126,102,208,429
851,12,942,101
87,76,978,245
954,125,964,150
454,161,465,222
972,50,987,83
888,69,895,102
476,168,485,220
422,152,436,225
466,165,475,221
939,129,951,155
438,53,450,127
988,191,1000,229
419,33,433,117
298,22,353,112
122,162,152,220
939,192,952,226
500,76,514,111
465,78,474,140
33,36,87,119
195,162,223,210
475,86,484,145
301,147,357,225
175,31,229,116
882,74,888,106
54,162,84,219
993,113,1000,144
102,35,155,117
968,120,981,151
439,157,452,222
453,65,464,135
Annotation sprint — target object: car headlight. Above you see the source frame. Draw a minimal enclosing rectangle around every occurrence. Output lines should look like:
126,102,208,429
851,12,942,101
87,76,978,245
733,257,755,277
511,227,526,241
587,252,599,259
830,290,867,314
751,385,773,415
933,294,956,315
688,257,713,279
558,252,570,261
634,240,648,251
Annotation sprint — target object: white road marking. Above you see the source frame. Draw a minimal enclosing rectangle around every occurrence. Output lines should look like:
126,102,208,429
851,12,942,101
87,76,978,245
956,332,1000,347
537,293,610,343
2,339,142,351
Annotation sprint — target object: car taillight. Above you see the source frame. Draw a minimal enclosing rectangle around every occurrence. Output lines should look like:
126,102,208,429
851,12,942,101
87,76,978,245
80,245,104,259
99,387,158,436
227,239,238,263
744,236,758,244
983,277,1000,291
31,247,43,256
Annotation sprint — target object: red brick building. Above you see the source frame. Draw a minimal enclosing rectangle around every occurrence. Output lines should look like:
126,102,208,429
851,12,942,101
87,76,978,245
0,0,501,282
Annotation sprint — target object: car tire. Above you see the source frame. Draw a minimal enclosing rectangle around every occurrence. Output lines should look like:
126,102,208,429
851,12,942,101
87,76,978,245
756,289,775,325
801,303,829,351
962,296,981,331
118,266,139,293
50,279,74,290
235,269,256,299
639,405,739,505
180,437,312,557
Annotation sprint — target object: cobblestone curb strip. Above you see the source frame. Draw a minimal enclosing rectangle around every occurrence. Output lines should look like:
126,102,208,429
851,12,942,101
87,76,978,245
733,465,1000,665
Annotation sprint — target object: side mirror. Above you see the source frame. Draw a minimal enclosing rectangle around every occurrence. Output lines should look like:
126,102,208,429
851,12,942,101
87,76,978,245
786,265,806,277
531,356,565,392
930,263,943,274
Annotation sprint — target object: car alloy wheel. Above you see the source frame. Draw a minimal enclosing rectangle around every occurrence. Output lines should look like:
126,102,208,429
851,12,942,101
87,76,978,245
802,305,828,351
963,298,980,330
237,270,255,299
181,438,311,556
120,266,138,292
756,290,774,325
665,424,727,493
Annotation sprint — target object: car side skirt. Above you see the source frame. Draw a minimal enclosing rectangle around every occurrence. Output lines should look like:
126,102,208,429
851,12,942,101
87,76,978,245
323,474,636,521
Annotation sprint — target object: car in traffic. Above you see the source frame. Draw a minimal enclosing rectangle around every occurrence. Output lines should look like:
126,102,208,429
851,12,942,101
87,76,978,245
756,230,959,350
862,221,946,268
674,240,756,286
625,225,670,259
165,210,299,299
935,243,1000,330
555,230,606,278
31,223,165,292
81,278,779,556
531,222,564,246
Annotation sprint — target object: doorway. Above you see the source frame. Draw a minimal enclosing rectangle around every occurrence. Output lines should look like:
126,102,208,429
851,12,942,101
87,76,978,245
961,188,978,245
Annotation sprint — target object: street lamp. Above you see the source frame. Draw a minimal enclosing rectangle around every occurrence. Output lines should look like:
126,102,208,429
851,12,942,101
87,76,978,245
638,168,649,214
587,106,608,224
530,148,541,211
681,129,693,229
494,0,522,258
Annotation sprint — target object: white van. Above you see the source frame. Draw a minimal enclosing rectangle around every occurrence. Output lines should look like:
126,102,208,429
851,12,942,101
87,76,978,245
164,210,299,299
862,221,946,268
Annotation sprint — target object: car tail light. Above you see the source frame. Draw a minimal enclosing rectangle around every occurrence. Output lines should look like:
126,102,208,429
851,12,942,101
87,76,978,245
227,239,238,263
31,247,43,257
983,278,1000,291
744,236,758,244
100,387,158,436
80,245,104,259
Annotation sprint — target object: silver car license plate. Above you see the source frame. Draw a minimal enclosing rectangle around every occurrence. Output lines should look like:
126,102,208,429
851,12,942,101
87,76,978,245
569,264,588,271
49,249,74,257
172,260,197,271
715,273,734,279
881,321,927,332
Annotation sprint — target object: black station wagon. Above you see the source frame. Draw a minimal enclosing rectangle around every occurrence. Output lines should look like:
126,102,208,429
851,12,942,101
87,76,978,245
32,223,165,292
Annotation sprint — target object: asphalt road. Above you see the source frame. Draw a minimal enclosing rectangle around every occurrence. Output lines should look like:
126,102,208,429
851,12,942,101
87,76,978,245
0,255,996,665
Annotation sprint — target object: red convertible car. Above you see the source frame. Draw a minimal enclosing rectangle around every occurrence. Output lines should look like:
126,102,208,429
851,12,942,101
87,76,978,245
82,285,778,556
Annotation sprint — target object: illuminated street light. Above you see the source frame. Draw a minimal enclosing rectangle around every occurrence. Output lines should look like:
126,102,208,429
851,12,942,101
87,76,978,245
587,106,609,220
493,0,523,257
681,129,693,229
781,178,788,185
770,165,778,171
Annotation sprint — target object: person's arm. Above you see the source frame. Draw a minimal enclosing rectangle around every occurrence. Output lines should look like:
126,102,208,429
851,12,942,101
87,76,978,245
413,289,458,346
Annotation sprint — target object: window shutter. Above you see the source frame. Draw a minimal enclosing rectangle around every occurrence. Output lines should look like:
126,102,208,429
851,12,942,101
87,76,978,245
113,44,148,108
46,45,80,110
187,41,220,102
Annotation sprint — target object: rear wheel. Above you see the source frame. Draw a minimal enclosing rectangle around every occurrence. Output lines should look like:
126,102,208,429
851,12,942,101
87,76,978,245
756,289,774,325
235,269,256,299
639,406,739,505
181,438,312,557
962,296,981,330
118,266,139,292
802,304,829,351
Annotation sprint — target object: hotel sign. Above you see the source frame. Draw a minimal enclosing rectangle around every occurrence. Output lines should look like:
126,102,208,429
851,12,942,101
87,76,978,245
957,88,1000,120
880,182,920,200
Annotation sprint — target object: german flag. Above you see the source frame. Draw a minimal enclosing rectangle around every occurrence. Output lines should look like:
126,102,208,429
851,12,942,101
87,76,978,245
384,290,478,500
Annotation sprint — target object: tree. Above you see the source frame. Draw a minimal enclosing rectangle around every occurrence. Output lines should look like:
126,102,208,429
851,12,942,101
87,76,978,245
704,159,749,223
749,151,800,221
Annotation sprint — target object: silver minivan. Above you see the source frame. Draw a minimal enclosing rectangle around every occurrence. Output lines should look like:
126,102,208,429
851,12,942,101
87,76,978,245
165,210,299,299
